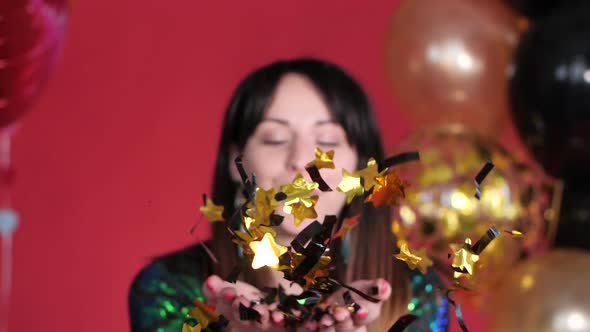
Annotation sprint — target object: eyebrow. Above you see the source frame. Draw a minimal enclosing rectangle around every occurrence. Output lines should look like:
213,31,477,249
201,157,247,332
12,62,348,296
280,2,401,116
261,118,338,127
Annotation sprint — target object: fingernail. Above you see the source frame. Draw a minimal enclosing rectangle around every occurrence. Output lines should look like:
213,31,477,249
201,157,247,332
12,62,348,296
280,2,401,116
274,315,284,324
355,309,368,319
223,293,236,301
380,279,388,295
206,278,215,291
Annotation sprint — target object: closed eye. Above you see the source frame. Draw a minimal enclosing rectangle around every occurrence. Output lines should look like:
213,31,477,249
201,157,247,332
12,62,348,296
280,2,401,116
262,139,288,145
317,141,340,147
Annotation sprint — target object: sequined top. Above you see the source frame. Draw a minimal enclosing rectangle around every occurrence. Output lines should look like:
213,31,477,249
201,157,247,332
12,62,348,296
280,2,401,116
128,244,448,332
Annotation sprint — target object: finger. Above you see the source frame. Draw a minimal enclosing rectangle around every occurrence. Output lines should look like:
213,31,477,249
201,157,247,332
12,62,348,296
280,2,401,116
203,274,226,304
305,320,318,331
369,278,391,301
318,314,335,332
234,280,263,300
351,279,391,327
210,287,237,324
352,307,371,326
231,296,253,327
271,310,284,325
251,303,271,330
333,306,355,331
346,278,392,302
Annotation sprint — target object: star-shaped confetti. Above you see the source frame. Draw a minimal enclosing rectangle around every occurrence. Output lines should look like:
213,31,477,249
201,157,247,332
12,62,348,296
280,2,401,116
249,233,288,269
281,174,319,208
337,169,364,204
283,195,319,226
246,187,279,227
365,171,408,208
394,241,433,274
200,198,224,223
306,147,335,170
187,299,221,329
302,255,332,288
355,158,386,190
182,323,202,332
450,238,480,278
232,229,256,247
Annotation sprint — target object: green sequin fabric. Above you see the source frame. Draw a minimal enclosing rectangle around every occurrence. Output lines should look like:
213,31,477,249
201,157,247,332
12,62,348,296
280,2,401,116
129,245,208,332
128,245,448,331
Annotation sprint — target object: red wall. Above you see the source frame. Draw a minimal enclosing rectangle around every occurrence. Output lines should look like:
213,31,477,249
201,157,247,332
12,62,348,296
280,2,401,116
7,1,516,330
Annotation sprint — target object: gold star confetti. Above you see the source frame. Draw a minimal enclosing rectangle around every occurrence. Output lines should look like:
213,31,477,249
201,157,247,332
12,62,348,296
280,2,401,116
187,299,220,329
290,252,332,288
337,169,364,204
365,171,408,208
232,230,256,247
306,147,335,169
246,187,279,227
283,195,319,226
182,323,202,332
355,158,386,190
281,174,319,208
200,198,224,223
249,233,288,269
394,241,433,274
450,238,480,278
304,256,332,288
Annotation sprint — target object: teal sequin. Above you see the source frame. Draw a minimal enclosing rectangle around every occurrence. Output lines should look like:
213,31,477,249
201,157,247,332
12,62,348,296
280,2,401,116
405,270,449,332
129,260,205,332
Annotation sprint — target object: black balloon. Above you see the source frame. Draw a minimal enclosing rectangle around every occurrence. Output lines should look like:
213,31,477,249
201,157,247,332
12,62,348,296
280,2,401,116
510,3,590,250
505,0,587,20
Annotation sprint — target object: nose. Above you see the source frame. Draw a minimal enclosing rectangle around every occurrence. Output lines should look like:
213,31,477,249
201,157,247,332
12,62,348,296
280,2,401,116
287,136,314,172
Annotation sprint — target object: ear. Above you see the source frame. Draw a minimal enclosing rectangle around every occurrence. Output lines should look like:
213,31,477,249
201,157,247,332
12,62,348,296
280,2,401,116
228,145,242,183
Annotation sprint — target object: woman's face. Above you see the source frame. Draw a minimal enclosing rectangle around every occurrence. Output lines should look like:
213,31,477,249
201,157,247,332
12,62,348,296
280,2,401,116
234,73,359,237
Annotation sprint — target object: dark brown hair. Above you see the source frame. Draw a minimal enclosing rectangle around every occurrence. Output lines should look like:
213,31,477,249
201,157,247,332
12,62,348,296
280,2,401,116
206,58,409,330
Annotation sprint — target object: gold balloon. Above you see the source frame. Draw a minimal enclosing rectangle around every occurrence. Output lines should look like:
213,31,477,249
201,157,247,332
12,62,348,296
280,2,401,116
390,126,542,289
489,249,590,332
385,0,526,137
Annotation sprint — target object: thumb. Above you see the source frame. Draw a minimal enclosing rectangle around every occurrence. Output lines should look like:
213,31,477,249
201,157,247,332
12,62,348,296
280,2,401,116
202,274,226,304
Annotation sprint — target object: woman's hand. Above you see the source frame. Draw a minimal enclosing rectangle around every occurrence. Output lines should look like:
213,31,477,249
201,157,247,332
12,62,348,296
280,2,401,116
303,278,392,332
203,275,285,331
203,275,391,332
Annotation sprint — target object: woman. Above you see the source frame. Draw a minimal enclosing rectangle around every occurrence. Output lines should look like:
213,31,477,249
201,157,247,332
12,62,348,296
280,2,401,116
129,58,447,332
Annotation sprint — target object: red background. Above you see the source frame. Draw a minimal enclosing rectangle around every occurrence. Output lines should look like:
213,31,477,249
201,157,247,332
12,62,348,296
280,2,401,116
7,1,523,330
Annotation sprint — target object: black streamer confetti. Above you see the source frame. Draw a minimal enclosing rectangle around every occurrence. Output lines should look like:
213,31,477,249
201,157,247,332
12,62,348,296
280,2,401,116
446,292,469,332
305,165,332,192
380,151,420,170
471,226,501,255
387,314,419,332
474,160,494,200
238,303,261,322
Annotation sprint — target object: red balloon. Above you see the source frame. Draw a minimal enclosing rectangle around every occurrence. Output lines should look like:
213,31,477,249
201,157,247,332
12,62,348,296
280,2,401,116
0,0,69,128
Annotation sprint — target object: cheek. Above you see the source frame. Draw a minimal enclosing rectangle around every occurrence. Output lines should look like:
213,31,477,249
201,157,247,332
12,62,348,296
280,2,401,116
241,146,288,189
319,148,358,187
315,191,347,216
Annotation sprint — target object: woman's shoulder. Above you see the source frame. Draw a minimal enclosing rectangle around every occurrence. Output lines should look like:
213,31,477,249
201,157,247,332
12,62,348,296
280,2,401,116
128,243,213,331
131,242,212,287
